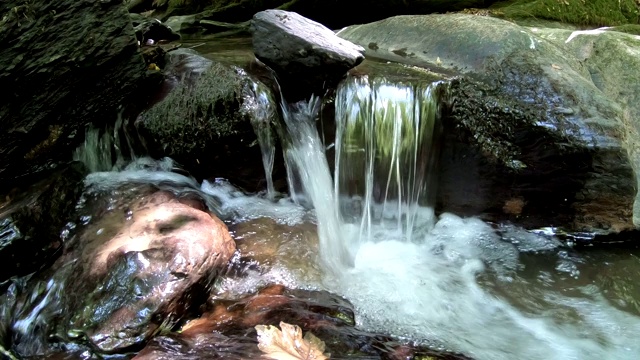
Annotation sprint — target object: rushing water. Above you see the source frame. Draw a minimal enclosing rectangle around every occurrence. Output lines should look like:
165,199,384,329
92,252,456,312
265,74,640,359
4,53,640,359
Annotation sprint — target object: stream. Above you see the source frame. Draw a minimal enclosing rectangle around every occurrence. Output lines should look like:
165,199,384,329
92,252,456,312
2,36,640,360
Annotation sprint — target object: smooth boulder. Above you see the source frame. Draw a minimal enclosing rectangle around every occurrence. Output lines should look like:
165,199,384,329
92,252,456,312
7,185,236,356
251,10,364,99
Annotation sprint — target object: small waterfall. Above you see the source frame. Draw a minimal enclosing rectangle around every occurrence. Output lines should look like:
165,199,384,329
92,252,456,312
334,76,444,254
246,80,279,199
281,96,350,272
72,112,137,173
279,75,447,272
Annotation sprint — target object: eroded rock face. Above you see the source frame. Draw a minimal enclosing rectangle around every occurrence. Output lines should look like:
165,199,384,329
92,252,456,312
135,284,470,360
0,0,152,185
7,185,235,356
338,14,639,234
251,9,364,99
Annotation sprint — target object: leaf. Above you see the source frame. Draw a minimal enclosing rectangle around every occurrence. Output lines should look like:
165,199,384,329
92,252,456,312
256,322,329,360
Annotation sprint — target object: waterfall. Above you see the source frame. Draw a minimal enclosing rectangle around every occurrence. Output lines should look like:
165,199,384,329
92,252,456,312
334,76,444,253
246,80,279,200
72,112,137,173
279,75,447,272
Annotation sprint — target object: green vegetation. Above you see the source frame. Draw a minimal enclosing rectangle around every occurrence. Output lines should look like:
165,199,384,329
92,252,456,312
492,0,640,27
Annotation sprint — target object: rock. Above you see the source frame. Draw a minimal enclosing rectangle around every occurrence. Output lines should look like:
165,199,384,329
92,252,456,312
7,186,236,356
338,14,639,235
135,284,471,359
164,14,250,39
0,162,87,283
251,10,364,100
136,49,283,191
139,0,496,30
0,0,154,186
130,14,181,45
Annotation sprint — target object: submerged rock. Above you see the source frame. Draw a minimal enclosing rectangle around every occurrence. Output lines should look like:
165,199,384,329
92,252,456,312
251,9,364,100
0,0,153,185
0,163,87,283
136,49,281,190
338,14,639,235
135,284,470,360
7,185,235,356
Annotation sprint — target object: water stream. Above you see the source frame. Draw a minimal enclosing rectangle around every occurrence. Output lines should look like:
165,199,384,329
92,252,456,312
3,54,640,359
266,74,640,359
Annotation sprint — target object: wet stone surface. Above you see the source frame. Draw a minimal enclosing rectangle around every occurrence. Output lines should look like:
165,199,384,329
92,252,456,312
136,284,471,360
4,183,235,357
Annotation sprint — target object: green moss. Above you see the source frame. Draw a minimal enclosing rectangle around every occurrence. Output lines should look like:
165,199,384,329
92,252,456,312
492,0,640,27
610,23,640,34
140,61,251,156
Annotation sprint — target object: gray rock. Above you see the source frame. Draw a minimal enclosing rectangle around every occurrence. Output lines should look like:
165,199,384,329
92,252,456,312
251,10,364,99
338,14,639,234
0,0,153,185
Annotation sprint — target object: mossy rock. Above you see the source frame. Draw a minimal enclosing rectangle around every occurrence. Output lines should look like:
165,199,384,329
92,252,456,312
339,14,639,234
136,50,280,188
492,0,640,27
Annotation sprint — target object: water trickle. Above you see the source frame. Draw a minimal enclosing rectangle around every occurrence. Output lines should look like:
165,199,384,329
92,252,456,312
246,80,279,199
73,112,137,173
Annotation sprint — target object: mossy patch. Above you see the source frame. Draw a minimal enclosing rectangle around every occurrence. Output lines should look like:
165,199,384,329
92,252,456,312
138,61,253,157
492,0,640,27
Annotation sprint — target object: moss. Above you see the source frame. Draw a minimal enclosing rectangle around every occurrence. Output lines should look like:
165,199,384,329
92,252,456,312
610,23,640,34
140,61,252,157
492,0,640,27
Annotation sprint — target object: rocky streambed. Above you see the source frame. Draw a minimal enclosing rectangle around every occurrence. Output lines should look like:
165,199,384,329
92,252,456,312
1,4,640,360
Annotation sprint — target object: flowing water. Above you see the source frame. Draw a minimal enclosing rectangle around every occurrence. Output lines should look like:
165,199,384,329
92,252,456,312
260,74,640,359
3,51,640,359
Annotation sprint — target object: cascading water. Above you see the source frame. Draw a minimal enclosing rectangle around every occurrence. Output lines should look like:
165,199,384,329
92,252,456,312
274,73,640,359
334,76,443,257
246,80,279,200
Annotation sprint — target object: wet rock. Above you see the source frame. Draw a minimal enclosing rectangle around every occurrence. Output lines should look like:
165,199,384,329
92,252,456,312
0,0,153,186
0,162,87,283
251,10,365,100
164,14,250,39
339,14,639,235
7,186,235,356
136,49,282,191
130,14,181,45
135,284,470,360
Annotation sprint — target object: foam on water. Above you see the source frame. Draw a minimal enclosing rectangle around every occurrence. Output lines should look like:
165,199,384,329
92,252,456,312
331,213,640,360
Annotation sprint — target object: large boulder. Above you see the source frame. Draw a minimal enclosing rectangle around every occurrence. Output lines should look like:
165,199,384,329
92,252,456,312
338,14,639,235
251,9,364,99
6,185,236,356
0,0,154,185
135,49,283,191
